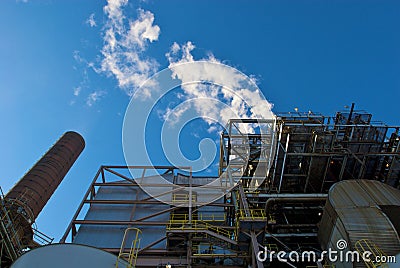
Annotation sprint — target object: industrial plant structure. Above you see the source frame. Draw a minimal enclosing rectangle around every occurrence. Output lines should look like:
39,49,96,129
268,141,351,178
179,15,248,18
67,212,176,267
1,106,399,268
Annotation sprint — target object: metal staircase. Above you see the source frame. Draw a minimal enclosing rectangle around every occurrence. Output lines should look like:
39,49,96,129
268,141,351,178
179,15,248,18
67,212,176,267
0,187,23,266
167,219,237,247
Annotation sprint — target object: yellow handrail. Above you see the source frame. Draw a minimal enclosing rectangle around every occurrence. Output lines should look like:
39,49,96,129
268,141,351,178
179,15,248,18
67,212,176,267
237,209,267,220
116,227,142,268
172,193,197,203
167,220,235,239
170,213,226,222
355,239,389,268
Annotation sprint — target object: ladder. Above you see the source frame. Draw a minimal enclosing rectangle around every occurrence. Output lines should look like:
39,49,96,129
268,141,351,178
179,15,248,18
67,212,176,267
116,227,141,268
355,239,389,268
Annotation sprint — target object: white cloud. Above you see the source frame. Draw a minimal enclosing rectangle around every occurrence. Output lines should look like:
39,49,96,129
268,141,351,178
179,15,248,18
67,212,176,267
165,41,195,64
207,125,221,134
162,104,191,126
72,51,91,101
73,87,81,96
77,1,273,131
86,13,97,27
124,9,160,49
165,41,274,133
86,90,107,106
73,50,84,63
99,0,160,96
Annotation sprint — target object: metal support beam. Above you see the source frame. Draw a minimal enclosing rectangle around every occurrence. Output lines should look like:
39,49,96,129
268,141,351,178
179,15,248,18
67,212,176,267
250,231,264,268
279,133,290,193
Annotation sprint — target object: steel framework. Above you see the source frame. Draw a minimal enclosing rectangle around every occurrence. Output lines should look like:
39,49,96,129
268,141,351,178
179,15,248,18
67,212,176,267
62,108,400,267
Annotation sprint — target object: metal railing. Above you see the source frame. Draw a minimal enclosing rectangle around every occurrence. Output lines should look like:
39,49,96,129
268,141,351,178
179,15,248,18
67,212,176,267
355,239,389,268
0,187,22,262
169,213,226,222
167,219,235,240
237,209,267,220
116,227,142,268
171,193,197,204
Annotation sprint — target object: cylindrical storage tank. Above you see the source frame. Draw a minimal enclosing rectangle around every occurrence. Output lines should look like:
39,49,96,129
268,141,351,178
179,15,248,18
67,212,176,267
11,243,128,268
5,131,84,246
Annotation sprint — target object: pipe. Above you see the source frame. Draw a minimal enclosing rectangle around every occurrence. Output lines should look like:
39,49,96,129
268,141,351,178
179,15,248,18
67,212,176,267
5,131,84,246
260,193,328,198
346,102,355,125
273,224,317,229
265,233,317,238
265,194,327,212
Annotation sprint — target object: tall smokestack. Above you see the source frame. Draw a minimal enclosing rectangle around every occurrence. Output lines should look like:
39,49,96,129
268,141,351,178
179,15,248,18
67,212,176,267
4,131,84,246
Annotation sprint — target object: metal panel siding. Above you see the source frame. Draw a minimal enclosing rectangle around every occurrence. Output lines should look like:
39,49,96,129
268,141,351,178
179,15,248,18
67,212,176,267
329,180,400,209
319,180,400,267
327,224,352,268
328,181,374,208
337,207,400,255
358,180,400,206
318,200,336,250
73,184,169,250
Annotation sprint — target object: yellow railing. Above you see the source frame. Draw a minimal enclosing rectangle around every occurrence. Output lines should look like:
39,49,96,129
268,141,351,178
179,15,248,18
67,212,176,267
116,228,141,268
265,243,278,252
355,239,389,268
235,217,240,238
306,265,334,268
172,193,196,203
169,213,226,222
192,244,215,256
237,209,267,220
167,219,235,240
268,214,276,224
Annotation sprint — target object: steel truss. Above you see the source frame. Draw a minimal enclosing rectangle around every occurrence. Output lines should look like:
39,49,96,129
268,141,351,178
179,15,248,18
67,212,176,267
62,108,400,267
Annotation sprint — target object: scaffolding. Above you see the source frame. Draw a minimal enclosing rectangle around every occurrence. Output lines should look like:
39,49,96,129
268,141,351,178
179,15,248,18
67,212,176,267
0,187,22,266
61,108,400,267
0,187,53,267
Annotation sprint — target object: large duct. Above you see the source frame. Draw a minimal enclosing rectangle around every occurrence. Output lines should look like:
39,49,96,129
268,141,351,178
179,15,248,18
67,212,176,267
4,131,85,246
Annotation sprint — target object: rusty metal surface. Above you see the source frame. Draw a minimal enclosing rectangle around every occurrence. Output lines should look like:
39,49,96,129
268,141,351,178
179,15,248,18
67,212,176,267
6,131,85,220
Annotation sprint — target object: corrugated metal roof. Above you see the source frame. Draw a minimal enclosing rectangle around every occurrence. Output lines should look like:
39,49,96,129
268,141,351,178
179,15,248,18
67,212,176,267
328,180,400,208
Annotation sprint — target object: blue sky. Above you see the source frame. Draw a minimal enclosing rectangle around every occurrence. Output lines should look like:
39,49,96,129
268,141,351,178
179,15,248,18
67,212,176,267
0,0,399,241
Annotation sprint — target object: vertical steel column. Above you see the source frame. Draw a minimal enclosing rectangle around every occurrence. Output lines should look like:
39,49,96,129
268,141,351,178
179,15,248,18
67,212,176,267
278,133,290,193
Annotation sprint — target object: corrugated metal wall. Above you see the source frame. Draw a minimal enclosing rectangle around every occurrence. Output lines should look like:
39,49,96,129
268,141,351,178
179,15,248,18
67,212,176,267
318,180,400,268
73,181,170,250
